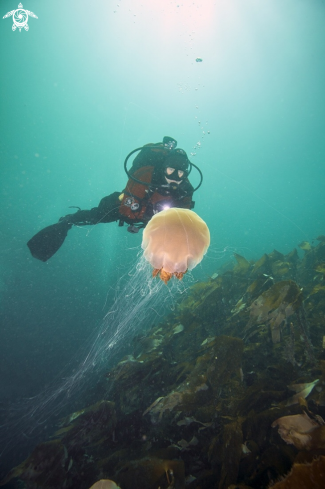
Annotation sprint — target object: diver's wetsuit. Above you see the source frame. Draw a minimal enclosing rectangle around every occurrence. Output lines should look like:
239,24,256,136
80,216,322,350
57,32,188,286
62,192,122,226
64,183,194,227
27,140,195,262
62,147,194,228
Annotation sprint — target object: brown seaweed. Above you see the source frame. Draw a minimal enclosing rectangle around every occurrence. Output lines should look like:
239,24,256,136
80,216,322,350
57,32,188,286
5,235,325,489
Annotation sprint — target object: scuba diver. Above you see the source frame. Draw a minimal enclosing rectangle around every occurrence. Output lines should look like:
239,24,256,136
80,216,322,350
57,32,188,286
27,136,203,262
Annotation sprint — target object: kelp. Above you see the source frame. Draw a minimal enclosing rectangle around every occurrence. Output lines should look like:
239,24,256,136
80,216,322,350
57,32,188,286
54,400,117,448
270,455,325,488
272,413,322,450
245,280,303,343
298,241,312,251
143,336,243,424
5,235,325,489
0,440,68,488
116,458,185,489
233,253,251,273
285,379,319,406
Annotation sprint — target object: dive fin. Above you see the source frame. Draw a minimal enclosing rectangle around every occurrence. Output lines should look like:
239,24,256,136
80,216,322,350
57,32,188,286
27,221,72,262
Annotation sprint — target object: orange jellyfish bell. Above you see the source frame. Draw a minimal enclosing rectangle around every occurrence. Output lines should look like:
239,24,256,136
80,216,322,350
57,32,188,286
141,208,210,283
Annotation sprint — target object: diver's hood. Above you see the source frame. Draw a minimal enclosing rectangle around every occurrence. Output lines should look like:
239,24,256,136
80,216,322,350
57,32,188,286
163,149,189,173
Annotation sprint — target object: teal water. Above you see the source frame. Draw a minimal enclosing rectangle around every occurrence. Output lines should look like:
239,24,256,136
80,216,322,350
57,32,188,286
0,0,325,472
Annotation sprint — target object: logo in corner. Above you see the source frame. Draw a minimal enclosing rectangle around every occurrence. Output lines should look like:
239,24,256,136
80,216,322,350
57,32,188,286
3,3,38,32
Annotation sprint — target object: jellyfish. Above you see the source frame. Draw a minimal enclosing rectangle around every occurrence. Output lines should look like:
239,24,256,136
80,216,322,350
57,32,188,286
142,208,210,283
89,481,120,489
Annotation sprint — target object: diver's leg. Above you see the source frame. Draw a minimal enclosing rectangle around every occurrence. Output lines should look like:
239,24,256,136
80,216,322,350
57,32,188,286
96,192,121,223
60,208,98,225
28,193,122,261
60,192,121,225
